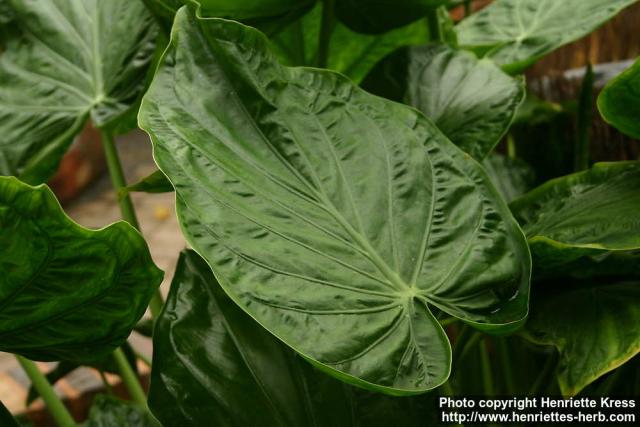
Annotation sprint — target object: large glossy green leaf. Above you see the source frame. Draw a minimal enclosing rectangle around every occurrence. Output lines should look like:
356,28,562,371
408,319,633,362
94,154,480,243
82,395,160,427
0,176,162,362
404,44,524,159
525,278,640,397
335,0,446,34
456,0,639,73
151,250,437,426
482,153,534,203
510,162,640,268
139,8,531,394
597,57,640,139
0,0,157,183
271,3,427,83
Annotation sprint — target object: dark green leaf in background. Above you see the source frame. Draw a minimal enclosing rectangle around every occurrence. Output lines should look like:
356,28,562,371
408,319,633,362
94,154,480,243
271,3,427,83
0,0,157,183
0,176,163,363
456,0,639,73
335,0,447,34
140,8,530,395
122,169,173,196
0,0,13,25
363,44,524,159
0,400,18,427
404,44,524,159
482,153,534,203
151,251,437,427
525,278,640,397
598,57,640,139
145,0,314,35
510,162,640,269
82,395,160,427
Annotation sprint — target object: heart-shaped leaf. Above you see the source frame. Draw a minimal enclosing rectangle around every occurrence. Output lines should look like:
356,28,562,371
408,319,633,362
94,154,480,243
456,0,638,73
510,162,640,269
482,153,535,203
335,0,446,34
525,278,640,397
598,57,640,139
139,8,530,394
271,3,427,83
0,176,163,363
404,45,524,159
0,0,157,183
151,251,438,426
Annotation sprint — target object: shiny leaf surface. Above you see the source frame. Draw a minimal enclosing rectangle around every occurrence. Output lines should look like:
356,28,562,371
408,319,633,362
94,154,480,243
405,44,524,159
151,250,437,426
0,176,162,362
482,153,534,203
0,0,157,183
598,57,640,139
140,9,531,394
511,162,640,268
525,279,640,397
335,0,446,34
456,0,638,73
82,395,160,427
271,3,427,83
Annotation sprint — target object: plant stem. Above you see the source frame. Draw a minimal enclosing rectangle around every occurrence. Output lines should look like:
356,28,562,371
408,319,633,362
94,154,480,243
528,352,556,396
574,63,594,171
497,338,515,395
426,8,442,42
101,131,140,229
100,130,164,319
464,0,472,17
507,134,516,159
135,349,153,368
316,0,335,68
113,348,147,407
479,340,495,396
15,356,76,427
456,330,482,366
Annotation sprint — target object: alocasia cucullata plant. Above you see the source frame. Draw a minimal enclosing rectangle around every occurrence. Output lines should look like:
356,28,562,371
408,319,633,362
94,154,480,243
0,0,638,424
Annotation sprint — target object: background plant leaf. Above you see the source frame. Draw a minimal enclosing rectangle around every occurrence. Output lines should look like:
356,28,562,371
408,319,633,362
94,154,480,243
597,57,640,139
0,0,157,183
270,3,427,83
404,44,524,159
335,0,447,34
82,395,160,427
524,278,640,397
0,400,18,427
510,162,640,269
456,0,639,73
151,250,439,426
121,170,173,196
144,0,314,35
140,9,530,395
362,45,525,160
482,153,535,203
0,176,162,363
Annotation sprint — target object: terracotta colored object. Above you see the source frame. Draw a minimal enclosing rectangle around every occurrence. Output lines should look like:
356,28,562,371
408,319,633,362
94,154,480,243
47,122,106,204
